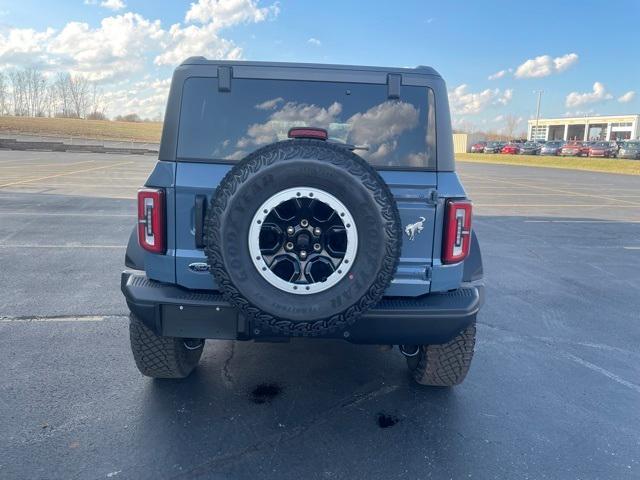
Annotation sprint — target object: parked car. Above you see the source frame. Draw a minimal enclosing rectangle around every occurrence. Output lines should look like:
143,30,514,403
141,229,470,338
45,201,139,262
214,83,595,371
470,141,486,153
519,142,542,155
501,143,521,154
483,141,504,153
121,59,484,387
618,141,640,159
540,141,564,155
560,141,589,156
611,140,626,153
588,141,617,158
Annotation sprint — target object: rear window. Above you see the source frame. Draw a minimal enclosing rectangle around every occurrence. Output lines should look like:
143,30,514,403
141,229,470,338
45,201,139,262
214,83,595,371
177,77,435,169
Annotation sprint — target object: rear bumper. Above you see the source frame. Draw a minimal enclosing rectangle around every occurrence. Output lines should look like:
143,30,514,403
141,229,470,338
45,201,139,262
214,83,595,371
121,271,484,345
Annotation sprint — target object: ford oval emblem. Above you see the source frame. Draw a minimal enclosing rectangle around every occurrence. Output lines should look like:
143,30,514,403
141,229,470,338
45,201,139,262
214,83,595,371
188,262,210,273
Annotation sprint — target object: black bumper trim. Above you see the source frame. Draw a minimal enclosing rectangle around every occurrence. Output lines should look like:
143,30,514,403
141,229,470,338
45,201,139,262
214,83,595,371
121,271,483,345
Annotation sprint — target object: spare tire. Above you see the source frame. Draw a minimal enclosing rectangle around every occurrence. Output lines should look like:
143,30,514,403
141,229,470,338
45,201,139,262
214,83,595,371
204,139,402,337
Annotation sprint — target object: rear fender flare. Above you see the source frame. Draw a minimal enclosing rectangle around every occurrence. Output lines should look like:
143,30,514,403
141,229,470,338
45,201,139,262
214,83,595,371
462,231,483,282
125,225,145,270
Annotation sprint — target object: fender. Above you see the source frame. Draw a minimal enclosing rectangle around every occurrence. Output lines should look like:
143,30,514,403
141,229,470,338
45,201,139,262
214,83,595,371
124,225,145,270
462,230,483,282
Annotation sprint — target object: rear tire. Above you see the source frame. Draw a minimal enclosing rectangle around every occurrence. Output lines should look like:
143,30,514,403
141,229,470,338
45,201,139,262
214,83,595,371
129,314,204,378
406,323,476,386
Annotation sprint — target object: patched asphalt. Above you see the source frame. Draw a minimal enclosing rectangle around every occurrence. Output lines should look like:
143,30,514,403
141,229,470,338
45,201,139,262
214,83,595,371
0,151,639,479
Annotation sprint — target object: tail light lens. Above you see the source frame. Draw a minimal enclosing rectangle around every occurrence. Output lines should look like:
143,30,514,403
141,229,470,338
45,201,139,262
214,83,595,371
137,188,165,254
442,199,472,264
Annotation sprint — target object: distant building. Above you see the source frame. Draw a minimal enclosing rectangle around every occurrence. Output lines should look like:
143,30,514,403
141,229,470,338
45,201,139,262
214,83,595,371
452,133,486,153
528,114,639,142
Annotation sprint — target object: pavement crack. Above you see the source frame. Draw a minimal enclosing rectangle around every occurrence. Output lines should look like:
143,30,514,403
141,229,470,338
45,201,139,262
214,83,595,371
174,382,399,477
221,341,235,387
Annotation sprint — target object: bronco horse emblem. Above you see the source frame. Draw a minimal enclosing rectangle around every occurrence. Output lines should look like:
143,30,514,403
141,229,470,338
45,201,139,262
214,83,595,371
405,216,426,241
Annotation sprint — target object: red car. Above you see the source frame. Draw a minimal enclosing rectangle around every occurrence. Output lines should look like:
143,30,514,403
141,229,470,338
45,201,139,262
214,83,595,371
470,141,486,153
560,141,589,157
501,143,521,154
588,141,617,158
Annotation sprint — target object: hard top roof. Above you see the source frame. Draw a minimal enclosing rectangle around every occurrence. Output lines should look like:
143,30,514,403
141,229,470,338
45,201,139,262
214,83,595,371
179,57,441,77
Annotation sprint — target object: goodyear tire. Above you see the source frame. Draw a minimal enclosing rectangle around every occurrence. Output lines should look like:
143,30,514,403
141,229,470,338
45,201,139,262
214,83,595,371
204,140,402,337
129,314,204,379
406,323,476,386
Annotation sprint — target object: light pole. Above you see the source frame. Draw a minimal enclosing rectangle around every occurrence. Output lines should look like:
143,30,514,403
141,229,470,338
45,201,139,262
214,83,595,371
533,90,543,141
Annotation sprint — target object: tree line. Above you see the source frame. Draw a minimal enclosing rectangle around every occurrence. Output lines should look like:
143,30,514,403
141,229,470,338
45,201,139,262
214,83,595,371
0,68,109,120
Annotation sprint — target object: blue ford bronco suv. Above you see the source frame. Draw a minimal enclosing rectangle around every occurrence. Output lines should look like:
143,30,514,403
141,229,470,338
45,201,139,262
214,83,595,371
121,59,484,386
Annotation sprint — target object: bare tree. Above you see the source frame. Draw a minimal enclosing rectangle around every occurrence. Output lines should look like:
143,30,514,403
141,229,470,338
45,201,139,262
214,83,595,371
87,82,106,119
9,70,26,116
0,73,9,115
53,72,72,117
7,68,48,116
25,68,47,116
503,115,519,140
68,74,90,118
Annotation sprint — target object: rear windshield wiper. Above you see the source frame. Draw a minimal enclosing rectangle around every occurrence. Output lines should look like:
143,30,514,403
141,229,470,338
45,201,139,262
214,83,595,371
327,140,370,151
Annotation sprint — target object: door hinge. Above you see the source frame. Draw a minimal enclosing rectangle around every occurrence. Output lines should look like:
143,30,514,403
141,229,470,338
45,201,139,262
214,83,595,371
429,190,439,204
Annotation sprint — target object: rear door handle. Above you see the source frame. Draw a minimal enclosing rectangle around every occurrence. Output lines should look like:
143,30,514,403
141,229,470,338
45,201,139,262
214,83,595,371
195,195,206,248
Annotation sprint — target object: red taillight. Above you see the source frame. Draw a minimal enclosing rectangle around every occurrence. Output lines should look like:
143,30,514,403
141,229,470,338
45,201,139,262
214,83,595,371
288,127,328,140
442,199,472,264
137,188,165,254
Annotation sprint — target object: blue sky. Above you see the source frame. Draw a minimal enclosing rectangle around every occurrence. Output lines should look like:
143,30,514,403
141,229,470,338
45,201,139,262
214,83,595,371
0,0,638,132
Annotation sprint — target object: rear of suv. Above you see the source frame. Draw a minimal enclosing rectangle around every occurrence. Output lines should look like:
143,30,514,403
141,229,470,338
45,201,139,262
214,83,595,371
121,59,484,386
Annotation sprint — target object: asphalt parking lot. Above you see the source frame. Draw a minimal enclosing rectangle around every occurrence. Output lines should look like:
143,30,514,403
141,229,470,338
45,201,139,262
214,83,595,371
1,150,639,479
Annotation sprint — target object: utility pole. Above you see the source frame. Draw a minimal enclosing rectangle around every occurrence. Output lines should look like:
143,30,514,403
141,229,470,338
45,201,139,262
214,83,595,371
533,90,543,141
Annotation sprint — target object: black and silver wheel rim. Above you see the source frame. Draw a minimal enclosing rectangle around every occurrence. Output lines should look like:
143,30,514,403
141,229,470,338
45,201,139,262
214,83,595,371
248,187,358,295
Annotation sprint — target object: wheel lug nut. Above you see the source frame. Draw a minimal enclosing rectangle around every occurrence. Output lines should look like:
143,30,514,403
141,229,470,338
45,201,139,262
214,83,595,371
300,219,309,228
300,250,307,260
286,226,295,235
313,243,321,252
285,242,294,251
313,227,321,236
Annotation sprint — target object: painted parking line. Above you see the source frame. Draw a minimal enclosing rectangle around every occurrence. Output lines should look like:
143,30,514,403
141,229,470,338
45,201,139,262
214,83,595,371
0,160,134,188
0,182,143,188
0,315,107,322
474,204,640,208
464,174,640,207
525,220,640,224
0,212,133,217
0,244,126,248
0,160,96,169
563,352,640,395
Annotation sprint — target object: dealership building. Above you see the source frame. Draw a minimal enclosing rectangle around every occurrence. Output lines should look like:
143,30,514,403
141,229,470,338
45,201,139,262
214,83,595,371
528,114,640,142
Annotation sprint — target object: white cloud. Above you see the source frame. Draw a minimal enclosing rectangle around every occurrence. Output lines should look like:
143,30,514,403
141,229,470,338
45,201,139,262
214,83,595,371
563,109,597,117
255,97,283,110
347,101,419,160
185,0,279,27
154,22,242,66
618,91,636,103
84,0,126,11
448,84,513,115
237,101,343,148
515,53,578,78
565,82,613,108
307,37,321,46
496,89,513,105
0,14,163,80
103,76,171,119
0,1,280,77
101,0,126,10
0,1,281,118
488,69,506,80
